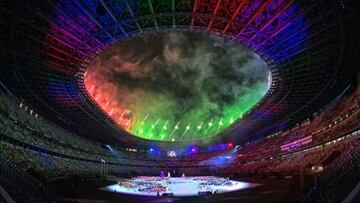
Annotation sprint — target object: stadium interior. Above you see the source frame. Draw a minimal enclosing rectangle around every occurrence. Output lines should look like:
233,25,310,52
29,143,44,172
0,0,359,202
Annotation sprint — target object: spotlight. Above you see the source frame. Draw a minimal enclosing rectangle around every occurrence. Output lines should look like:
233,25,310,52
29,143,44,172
235,145,243,150
188,145,198,154
227,142,234,148
149,148,154,152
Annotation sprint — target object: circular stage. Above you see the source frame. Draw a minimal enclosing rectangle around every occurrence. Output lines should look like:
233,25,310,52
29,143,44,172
101,176,259,197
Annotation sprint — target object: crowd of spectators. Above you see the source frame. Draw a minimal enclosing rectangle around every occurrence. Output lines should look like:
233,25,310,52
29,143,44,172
302,138,360,202
231,84,360,163
0,153,47,202
0,84,359,190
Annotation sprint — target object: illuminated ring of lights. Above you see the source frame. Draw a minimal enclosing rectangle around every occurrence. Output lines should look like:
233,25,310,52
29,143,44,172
73,26,281,141
76,23,292,138
49,1,308,143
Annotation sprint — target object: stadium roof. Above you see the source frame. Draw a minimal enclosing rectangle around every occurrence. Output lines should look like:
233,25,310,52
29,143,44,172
0,0,359,147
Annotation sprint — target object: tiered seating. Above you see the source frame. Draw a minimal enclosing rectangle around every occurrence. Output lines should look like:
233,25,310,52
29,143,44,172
0,153,45,202
232,84,360,162
0,84,359,180
302,138,360,202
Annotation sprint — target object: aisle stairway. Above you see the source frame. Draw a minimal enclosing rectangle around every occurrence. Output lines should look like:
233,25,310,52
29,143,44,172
0,184,15,203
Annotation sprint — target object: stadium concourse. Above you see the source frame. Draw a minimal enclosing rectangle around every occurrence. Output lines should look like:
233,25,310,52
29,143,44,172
0,0,360,203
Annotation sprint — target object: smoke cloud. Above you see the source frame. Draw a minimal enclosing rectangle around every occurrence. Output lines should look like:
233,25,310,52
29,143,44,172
84,32,270,141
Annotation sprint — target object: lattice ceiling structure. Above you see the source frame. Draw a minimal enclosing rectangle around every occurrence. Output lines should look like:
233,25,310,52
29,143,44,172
0,0,359,147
